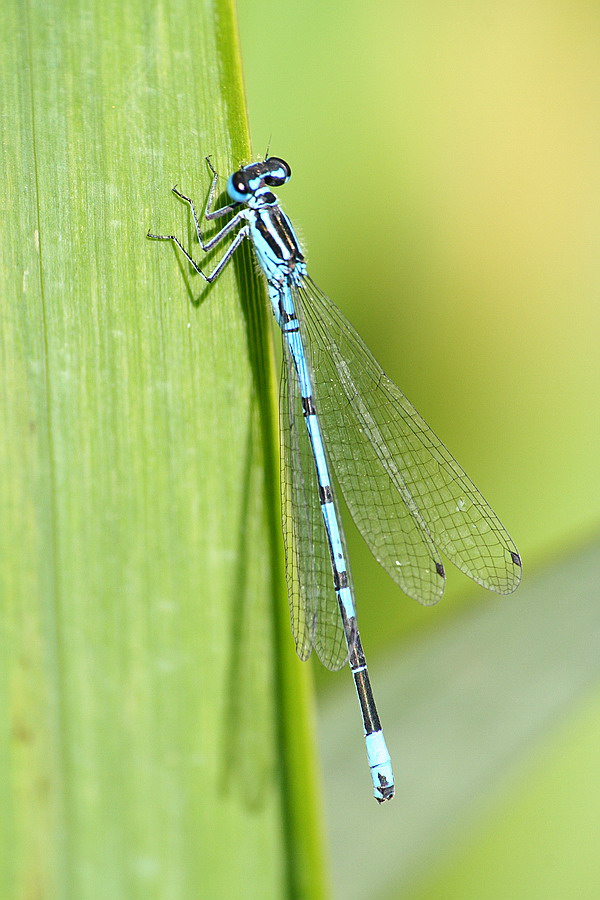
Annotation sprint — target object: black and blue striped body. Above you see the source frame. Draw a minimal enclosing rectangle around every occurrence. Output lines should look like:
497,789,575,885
254,202,394,802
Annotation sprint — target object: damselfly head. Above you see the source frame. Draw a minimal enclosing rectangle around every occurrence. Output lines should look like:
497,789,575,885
227,157,291,207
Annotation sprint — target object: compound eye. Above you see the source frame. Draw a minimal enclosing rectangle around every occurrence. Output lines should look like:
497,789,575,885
227,169,251,202
263,157,291,186
232,172,249,194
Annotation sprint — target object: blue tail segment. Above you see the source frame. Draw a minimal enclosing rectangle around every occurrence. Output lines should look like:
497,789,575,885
149,154,522,803
366,732,394,803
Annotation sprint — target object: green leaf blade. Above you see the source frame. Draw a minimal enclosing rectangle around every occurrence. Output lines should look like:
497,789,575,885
0,1,328,897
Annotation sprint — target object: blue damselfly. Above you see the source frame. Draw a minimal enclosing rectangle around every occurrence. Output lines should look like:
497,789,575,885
149,156,522,803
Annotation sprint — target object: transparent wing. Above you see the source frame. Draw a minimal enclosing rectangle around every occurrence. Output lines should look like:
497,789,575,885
280,337,349,670
294,277,522,604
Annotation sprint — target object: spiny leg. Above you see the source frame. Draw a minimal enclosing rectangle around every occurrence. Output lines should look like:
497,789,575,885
147,224,249,283
170,176,239,250
203,156,240,221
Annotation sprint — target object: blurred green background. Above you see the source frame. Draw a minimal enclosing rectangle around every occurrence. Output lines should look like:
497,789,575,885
238,1,600,897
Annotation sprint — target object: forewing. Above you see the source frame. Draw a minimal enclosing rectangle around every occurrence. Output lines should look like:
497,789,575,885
280,338,349,670
295,278,522,602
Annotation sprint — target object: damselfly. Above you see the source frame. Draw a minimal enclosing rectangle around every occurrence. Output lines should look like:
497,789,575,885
148,156,522,803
